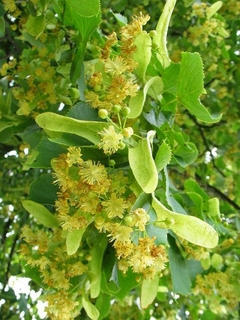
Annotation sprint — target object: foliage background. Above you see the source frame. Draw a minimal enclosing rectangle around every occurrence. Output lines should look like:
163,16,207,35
0,0,240,319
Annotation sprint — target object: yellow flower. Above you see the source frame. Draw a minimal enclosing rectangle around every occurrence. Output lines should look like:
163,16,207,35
98,125,123,155
79,160,108,185
2,0,16,12
66,146,83,167
130,208,150,231
106,223,133,242
105,56,129,75
102,193,128,218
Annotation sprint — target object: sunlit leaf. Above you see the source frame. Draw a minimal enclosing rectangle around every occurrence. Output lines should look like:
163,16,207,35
155,140,172,172
178,53,222,123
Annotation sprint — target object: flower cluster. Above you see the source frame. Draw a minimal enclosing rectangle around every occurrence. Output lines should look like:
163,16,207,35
21,146,168,318
85,14,149,116
193,271,239,314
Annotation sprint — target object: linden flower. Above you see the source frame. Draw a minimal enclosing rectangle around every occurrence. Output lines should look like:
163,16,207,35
66,146,83,167
105,56,129,75
79,160,108,185
106,223,133,243
131,208,150,231
98,125,123,155
102,193,128,218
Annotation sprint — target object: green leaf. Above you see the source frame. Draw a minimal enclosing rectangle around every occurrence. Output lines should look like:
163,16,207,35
152,195,219,248
178,53,222,123
95,293,111,320
0,16,5,37
129,131,158,193
82,297,100,320
28,137,65,168
128,76,163,119
64,0,101,83
36,112,109,144
155,141,172,172
133,31,152,81
25,15,45,37
162,63,180,95
29,174,58,205
168,235,192,294
174,141,198,167
114,269,139,302
184,179,209,200
22,200,58,228
66,229,85,255
65,0,100,17
141,275,159,309
111,11,127,26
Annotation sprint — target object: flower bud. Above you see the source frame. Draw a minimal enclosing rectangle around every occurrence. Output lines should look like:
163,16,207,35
98,109,108,119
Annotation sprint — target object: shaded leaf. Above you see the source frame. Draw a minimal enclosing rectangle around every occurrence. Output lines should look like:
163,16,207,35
168,235,192,294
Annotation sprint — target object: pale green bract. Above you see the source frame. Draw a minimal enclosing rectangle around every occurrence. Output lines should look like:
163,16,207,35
133,31,152,82
128,131,158,194
36,112,109,144
82,297,100,320
152,0,177,69
66,229,85,255
152,194,219,248
128,77,163,119
22,200,58,228
141,275,159,309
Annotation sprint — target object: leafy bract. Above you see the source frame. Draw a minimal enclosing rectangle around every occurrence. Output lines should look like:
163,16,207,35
152,195,218,248
178,53,222,123
128,77,163,119
129,131,158,194
22,200,58,228
133,31,152,81
66,229,85,255
36,112,108,144
141,275,159,309
82,297,100,320
89,236,108,299
152,0,177,69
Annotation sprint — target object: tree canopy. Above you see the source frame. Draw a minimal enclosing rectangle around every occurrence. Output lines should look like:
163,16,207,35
0,0,239,319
